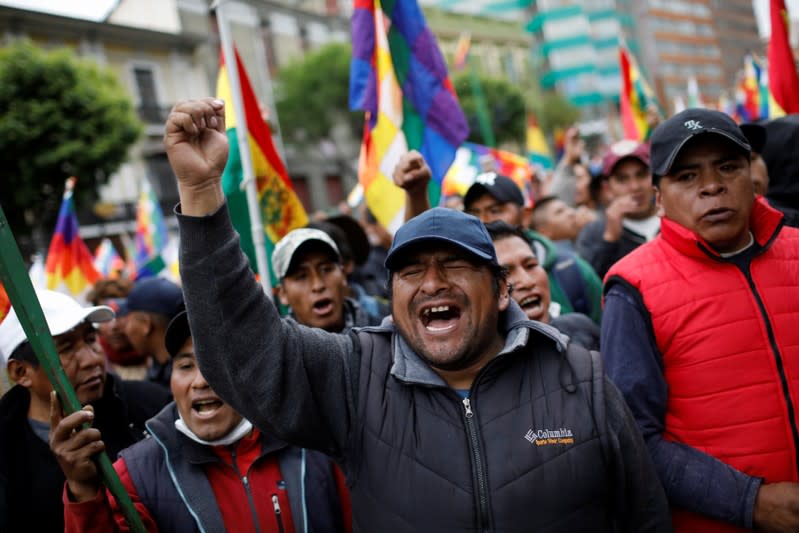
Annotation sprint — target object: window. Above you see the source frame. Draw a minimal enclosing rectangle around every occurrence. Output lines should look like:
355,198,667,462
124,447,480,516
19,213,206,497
133,66,163,124
325,175,344,206
145,154,179,204
291,175,312,212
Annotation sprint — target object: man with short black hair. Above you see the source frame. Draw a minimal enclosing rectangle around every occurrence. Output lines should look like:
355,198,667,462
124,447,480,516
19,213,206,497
0,290,169,532
162,98,671,532
576,140,659,278
530,195,580,249
461,171,604,324
486,221,599,351
603,109,799,532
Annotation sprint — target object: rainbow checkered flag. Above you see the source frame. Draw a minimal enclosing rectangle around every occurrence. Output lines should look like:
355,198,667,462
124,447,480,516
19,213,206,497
134,178,168,279
44,177,101,303
350,0,468,233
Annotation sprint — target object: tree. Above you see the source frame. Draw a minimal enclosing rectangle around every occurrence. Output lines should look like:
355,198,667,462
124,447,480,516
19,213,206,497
452,72,527,147
533,91,580,135
275,43,362,143
0,41,142,254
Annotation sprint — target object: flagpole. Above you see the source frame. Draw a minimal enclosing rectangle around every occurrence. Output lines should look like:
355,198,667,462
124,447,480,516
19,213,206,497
215,0,272,295
467,55,496,148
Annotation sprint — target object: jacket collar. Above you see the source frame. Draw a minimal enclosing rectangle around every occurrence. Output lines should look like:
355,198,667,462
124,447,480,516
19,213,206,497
660,196,784,260
388,300,567,388
145,402,287,465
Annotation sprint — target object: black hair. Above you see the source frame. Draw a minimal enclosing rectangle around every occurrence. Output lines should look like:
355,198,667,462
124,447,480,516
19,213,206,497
9,341,39,367
306,221,352,263
484,220,535,255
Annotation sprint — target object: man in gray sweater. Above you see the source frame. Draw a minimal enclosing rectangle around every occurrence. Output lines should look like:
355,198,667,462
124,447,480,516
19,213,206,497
164,98,671,532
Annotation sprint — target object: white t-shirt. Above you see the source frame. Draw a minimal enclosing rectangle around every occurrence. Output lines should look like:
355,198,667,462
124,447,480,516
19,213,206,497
623,215,661,242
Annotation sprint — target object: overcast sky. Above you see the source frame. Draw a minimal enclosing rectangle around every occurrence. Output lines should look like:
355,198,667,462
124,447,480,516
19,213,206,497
1,0,797,35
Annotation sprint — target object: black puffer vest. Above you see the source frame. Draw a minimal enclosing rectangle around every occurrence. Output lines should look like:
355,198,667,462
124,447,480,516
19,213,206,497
120,403,345,532
347,311,611,532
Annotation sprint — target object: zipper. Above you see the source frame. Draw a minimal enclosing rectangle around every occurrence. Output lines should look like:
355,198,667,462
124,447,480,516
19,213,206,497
272,494,286,533
230,449,263,533
462,397,490,533
742,266,799,475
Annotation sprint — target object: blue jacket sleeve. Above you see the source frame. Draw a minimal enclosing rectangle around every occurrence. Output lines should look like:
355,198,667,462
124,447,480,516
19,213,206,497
602,283,762,529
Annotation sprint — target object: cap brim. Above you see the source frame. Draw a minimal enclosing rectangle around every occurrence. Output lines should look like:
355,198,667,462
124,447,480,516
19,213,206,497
605,154,649,178
165,310,191,358
50,305,115,337
656,130,751,176
283,240,340,278
385,236,495,271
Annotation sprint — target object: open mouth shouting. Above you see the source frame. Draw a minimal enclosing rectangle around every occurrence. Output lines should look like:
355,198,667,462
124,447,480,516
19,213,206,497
311,298,335,316
192,397,225,419
516,292,546,321
420,303,462,333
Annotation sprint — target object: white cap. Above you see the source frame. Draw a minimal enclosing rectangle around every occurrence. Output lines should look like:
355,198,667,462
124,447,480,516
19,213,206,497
0,290,114,364
271,228,340,279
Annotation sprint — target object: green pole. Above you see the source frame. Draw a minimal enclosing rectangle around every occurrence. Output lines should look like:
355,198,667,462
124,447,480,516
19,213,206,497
0,204,147,533
468,55,497,148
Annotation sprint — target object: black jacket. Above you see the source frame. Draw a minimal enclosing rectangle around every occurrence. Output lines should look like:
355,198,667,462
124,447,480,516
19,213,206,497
576,215,651,278
762,115,799,228
178,204,672,532
0,374,169,532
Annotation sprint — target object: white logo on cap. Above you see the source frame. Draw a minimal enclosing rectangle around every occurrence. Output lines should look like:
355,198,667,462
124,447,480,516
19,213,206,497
684,120,702,130
475,172,497,186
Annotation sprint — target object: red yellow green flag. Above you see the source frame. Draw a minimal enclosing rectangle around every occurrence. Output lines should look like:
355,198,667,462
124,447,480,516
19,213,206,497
216,49,308,282
619,44,657,141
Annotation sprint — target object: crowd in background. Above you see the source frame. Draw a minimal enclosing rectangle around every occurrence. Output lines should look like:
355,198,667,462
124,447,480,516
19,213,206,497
1,105,799,532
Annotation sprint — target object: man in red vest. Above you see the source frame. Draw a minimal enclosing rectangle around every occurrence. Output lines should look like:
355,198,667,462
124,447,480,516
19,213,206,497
603,108,799,533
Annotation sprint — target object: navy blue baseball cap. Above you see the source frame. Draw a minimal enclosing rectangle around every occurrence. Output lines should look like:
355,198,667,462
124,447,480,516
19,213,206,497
650,109,750,177
116,278,184,318
384,207,498,271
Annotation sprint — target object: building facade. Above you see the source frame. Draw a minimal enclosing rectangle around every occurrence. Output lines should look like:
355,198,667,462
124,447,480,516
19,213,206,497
0,0,363,239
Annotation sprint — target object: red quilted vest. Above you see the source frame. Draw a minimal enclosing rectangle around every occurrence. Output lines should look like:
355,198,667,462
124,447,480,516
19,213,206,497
607,198,799,533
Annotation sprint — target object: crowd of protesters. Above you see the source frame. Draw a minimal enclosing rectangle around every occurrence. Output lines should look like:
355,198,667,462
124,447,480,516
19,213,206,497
0,98,798,532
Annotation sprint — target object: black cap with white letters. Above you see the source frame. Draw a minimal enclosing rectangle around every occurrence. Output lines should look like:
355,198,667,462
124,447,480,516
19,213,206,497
650,109,751,178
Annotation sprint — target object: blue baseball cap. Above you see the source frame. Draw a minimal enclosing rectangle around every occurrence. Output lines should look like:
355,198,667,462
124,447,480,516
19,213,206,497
384,207,498,271
116,278,184,319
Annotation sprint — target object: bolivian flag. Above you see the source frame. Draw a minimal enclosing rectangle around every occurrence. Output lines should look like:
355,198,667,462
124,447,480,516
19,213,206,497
216,49,308,282
619,43,657,142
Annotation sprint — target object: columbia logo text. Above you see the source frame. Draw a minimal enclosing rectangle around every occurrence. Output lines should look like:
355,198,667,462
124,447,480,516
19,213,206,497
684,120,702,130
524,428,575,447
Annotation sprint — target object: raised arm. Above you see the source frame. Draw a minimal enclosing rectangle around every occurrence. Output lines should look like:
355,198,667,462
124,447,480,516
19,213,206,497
393,150,432,222
165,99,359,459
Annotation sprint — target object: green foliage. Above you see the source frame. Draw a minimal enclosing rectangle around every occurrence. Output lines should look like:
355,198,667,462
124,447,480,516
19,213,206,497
0,41,142,251
452,72,526,147
533,91,580,135
274,43,361,143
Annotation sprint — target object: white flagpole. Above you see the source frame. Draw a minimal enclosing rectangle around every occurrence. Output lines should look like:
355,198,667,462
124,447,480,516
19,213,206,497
215,0,272,295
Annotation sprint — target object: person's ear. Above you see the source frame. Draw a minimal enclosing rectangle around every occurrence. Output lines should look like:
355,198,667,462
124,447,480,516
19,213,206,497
277,285,290,307
520,206,533,229
8,360,33,387
497,278,511,312
655,186,665,217
139,314,155,336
